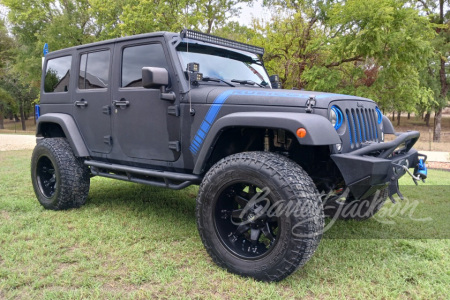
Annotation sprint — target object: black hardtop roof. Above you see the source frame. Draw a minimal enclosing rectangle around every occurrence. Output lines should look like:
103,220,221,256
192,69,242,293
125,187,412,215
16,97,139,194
46,31,178,57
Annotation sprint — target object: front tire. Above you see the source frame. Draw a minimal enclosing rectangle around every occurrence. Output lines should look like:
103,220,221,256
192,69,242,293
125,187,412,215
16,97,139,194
31,138,90,210
196,152,324,282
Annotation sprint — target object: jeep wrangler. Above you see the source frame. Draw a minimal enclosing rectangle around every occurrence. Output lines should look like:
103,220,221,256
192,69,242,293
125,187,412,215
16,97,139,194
32,29,427,282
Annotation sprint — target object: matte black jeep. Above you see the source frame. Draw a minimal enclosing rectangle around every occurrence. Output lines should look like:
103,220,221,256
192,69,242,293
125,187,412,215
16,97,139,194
32,29,427,282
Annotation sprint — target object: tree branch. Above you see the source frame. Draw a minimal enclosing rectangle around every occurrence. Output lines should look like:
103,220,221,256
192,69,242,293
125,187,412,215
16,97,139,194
325,56,363,68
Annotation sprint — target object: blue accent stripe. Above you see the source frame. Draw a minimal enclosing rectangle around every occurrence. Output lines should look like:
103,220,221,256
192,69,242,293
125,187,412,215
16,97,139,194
189,89,358,155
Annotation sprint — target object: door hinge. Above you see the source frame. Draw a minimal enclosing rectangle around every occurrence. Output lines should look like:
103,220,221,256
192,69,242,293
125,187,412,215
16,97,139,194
103,135,113,145
168,105,180,117
169,141,181,152
102,105,111,115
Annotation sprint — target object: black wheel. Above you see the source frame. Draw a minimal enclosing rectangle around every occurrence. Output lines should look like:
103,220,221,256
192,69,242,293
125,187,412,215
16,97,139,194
196,152,324,282
31,138,90,210
323,187,388,221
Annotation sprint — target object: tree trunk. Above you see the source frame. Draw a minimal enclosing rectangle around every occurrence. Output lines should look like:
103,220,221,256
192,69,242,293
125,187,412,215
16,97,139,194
14,114,20,122
421,112,424,119
433,0,449,142
392,111,395,121
407,112,410,119
433,109,442,142
0,113,4,129
424,112,431,127
19,101,26,131
397,111,401,126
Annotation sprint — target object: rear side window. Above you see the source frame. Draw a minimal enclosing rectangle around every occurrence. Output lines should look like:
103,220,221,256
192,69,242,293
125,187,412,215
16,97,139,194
44,56,72,93
78,50,110,89
121,44,168,88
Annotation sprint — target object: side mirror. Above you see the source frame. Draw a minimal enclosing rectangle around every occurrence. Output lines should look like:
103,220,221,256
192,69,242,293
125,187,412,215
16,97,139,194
269,74,282,89
142,67,169,88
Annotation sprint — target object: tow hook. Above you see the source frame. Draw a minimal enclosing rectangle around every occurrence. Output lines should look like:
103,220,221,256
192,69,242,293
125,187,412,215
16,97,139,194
414,158,427,181
389,155,427,203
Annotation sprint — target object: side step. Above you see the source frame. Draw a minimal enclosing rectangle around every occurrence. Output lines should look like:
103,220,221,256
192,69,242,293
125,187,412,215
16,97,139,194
84,160,201,190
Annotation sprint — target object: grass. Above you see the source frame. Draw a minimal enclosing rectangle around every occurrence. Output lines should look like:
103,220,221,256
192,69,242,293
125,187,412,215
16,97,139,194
0,150,449,299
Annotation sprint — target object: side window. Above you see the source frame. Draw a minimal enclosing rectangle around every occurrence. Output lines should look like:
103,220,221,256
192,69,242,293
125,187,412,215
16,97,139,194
121,44,168,88
44,55,72,93
78,50,110,89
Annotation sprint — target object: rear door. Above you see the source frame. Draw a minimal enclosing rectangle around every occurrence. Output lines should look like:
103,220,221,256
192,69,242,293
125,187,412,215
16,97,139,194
111,39,181,162
73,46,113,154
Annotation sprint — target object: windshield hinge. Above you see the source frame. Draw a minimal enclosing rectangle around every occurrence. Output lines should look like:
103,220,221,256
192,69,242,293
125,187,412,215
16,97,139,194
306,96,316,113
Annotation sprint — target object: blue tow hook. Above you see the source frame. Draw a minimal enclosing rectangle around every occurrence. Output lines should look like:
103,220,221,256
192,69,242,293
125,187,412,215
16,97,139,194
414,158,427,181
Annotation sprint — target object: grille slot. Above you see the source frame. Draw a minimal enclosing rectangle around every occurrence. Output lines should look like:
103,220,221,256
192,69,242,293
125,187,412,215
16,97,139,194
345,107,379,149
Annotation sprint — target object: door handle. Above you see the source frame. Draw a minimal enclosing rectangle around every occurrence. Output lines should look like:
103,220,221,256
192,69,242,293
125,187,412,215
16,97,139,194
113,99,130,108
75,99,88,107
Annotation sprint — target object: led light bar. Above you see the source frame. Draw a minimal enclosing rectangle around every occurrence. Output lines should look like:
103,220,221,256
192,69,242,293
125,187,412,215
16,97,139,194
180,29,265,56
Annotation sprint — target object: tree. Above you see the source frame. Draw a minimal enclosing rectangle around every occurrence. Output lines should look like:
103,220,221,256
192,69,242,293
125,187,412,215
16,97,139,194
0,87,14,129
252,0,435,124
413,0,449,141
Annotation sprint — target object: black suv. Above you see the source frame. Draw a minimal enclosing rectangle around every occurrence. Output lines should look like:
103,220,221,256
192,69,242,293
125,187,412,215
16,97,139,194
32,30,427,281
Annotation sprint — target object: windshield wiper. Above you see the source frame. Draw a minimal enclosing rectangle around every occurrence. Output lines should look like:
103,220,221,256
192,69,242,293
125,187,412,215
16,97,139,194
231,79,264,87
202,77,235,87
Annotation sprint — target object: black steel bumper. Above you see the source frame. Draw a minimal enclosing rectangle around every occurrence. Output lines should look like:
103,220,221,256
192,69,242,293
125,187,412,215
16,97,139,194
331,131,424,199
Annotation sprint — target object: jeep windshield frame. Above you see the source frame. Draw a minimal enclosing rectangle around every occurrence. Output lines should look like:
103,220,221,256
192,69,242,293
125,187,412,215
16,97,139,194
176,41,271,88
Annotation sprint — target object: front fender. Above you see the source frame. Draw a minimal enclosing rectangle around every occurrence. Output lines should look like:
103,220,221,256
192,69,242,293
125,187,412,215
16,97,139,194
36,113,89,157
193,112,340,174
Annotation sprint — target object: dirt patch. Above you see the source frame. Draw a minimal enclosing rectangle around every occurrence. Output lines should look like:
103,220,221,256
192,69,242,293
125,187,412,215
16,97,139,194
0,134,36,151
427,161,450,171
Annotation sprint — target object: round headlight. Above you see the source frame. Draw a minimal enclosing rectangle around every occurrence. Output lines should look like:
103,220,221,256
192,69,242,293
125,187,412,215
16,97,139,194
375,107,382,124
329,109,337,128
330,105,343,130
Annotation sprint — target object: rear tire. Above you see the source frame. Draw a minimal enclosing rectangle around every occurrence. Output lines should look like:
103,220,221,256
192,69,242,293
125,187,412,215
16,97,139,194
196,152,324,282
31,138,90,210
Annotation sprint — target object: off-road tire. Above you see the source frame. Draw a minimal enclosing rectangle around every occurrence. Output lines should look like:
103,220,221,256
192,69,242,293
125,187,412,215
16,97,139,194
196,151,324,282
31,138,90,210
323,188,388,221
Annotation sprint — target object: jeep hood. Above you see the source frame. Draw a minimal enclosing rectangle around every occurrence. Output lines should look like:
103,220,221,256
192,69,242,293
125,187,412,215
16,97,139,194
195,86,373,109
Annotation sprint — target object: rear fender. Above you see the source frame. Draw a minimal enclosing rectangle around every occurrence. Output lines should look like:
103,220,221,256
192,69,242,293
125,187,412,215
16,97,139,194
36,113,89,157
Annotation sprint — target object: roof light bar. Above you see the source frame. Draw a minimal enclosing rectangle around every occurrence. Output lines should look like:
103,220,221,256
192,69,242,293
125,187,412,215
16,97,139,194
180,29,265,56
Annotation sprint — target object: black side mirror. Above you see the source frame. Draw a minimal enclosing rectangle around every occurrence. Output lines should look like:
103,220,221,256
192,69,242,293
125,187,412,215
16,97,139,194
142,67,169,88
269,75,282,89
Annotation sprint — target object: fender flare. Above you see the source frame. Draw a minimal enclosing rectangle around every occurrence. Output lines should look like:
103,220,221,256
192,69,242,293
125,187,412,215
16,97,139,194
193,112,341,174
36,113,89,157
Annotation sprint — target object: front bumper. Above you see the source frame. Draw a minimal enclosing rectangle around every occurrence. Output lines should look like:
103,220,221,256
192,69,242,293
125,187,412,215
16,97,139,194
331,131,424,199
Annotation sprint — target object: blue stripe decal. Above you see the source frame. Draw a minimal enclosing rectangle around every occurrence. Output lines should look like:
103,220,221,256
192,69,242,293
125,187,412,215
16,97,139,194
189,90,343,155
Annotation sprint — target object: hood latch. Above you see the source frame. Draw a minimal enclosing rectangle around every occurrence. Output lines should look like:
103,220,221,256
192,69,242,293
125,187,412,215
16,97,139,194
306,95,316,113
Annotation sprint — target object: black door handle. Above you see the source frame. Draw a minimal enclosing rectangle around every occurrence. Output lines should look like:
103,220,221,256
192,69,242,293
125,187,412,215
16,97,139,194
113,99,130,108
75,99,88,107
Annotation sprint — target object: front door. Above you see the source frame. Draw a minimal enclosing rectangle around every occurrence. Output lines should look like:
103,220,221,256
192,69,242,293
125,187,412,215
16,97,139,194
73,47,113,154
111,40,180,162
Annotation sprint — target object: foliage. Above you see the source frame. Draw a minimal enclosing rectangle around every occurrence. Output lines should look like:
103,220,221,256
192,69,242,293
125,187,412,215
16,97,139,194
250,0,435,117
0,0,447,129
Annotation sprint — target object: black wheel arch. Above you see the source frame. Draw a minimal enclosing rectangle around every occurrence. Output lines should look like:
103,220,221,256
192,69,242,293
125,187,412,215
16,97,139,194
192,112,341,175
36,113,89,157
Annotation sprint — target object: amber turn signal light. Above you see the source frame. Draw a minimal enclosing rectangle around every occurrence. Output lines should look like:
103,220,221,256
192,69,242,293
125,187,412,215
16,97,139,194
296,128,307,138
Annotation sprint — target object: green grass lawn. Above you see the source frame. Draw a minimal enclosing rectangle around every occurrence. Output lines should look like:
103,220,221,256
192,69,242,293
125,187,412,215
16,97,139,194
0,150,449,299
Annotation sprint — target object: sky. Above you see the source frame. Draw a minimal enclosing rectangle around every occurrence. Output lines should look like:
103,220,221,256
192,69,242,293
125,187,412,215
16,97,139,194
231,1,272,27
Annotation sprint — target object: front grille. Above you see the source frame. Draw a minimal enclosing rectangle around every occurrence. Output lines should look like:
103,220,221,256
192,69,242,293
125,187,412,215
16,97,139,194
345,108,379,148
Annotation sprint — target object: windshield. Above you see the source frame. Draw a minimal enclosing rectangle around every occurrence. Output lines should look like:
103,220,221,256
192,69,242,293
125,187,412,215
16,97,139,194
176,42,271,87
